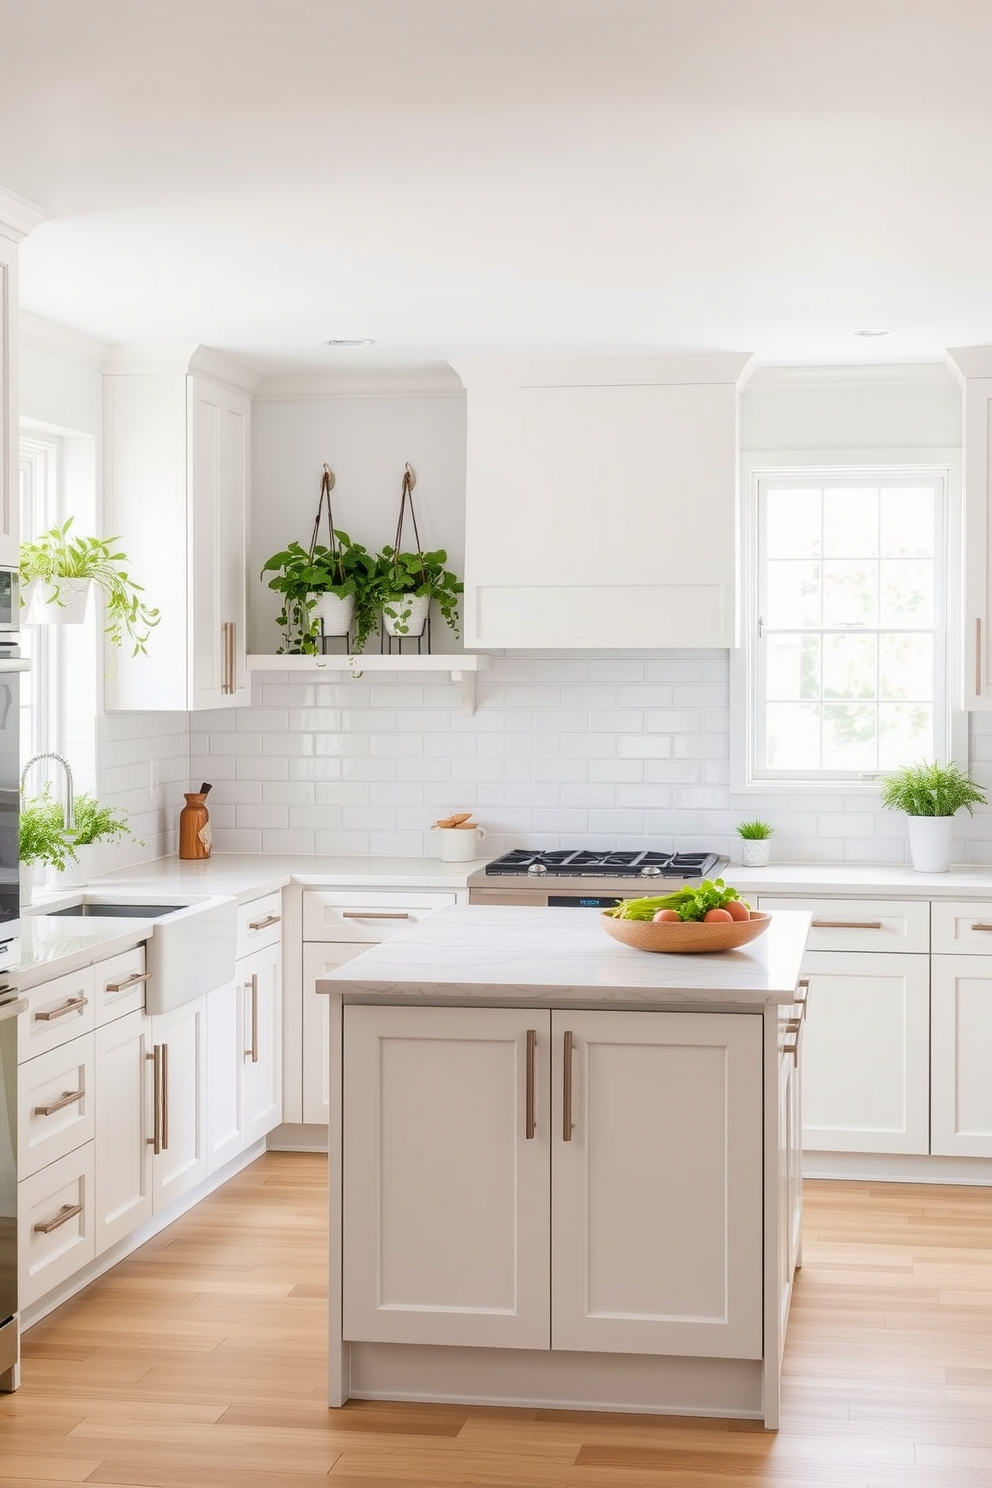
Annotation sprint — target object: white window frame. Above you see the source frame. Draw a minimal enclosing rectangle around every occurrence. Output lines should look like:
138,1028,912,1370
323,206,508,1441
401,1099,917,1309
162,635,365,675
731,448,965,795
19,435,62,762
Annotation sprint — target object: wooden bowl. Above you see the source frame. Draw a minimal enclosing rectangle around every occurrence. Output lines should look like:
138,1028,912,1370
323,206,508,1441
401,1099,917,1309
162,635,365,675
600,910,772,954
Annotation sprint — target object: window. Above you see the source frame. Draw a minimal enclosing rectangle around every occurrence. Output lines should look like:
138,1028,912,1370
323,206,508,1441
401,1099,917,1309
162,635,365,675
736,463,958,788
19,435,61,764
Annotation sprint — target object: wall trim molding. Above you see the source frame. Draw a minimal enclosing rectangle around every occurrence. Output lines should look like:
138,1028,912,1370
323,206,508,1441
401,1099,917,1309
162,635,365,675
20,310,107,367
746,362,955,389
254,369,465,400
0,187,51,242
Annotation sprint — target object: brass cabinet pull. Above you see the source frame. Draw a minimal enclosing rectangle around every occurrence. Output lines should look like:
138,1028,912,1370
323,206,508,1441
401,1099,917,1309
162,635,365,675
795,977,811,1008
34,1088,85,1117
105,971,151,993
248,913,281,931
161,1041,169,1150
783,1036,800,1068
341,910,411,920
147,1046,162,1154
525,1029,537,1140
970,923,992,932
34,1201,84,1235
977,617,983,697
562,1030,574,1142
221,620,237,694
245,974,259,1063
811,919,883,931
35,996,89,1022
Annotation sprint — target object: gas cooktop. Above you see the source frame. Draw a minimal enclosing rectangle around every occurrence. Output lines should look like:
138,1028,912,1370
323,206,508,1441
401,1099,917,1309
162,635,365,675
483,849,722,879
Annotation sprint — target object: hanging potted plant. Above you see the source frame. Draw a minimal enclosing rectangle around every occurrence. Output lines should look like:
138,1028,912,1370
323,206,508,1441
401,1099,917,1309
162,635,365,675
20,517,160,655
879,760,987,873
260,465,378,655
372,464,462,644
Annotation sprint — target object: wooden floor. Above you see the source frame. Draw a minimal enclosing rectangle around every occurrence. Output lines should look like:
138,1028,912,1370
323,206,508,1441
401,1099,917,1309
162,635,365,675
2,1153,990,1487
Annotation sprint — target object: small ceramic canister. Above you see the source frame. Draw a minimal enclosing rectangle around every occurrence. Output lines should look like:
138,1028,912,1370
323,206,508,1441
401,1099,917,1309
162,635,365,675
436,826,487,861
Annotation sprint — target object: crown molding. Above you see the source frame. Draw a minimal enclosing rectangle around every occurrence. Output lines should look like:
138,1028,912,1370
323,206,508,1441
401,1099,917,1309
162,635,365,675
746,362,955,389
449,352,754,389
20,311,108,367
253,368,465,400
101,343,264,395
0,186,51,242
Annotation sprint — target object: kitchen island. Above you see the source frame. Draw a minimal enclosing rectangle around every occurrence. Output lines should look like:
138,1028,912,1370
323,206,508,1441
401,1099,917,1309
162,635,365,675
319,904,810,1428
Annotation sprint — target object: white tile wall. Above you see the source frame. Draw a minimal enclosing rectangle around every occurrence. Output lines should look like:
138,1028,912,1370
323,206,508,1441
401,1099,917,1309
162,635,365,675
180,651,992,867
90,712,190,875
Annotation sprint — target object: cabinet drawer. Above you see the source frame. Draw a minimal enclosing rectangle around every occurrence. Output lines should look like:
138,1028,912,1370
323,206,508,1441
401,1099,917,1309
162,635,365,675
756,897,929,953
303,889,457,942
18,1033,95,1179
236,891,283,957
94,945,149,1025
19,966,97,1062
931,901,992,955
18,1143,96,1310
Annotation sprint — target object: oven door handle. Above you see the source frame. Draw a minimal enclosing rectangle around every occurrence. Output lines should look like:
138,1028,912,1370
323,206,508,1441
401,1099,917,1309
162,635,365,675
0,998,28,1023
0,658,30,672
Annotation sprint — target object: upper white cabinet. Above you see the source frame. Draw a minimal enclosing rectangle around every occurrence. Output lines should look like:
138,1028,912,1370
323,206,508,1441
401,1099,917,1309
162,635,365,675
450,353,752,649
103,346,260,711
947,348,992,707
0,191,49,567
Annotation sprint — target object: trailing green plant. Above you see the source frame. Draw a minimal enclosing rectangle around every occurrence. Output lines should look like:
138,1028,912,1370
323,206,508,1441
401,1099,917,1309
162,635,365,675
371,545,463,638
878,760,987,818
20,517,160,656
260,534,377,655
735,819,774,840
19,788,140,870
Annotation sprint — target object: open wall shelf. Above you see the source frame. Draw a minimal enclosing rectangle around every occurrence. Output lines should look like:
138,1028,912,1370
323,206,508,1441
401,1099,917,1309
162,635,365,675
246,653,493,715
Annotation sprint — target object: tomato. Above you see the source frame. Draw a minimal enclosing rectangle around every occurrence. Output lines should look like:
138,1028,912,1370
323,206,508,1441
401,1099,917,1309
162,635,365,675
703,907,734,923
724,898,750,921
653,908,681,922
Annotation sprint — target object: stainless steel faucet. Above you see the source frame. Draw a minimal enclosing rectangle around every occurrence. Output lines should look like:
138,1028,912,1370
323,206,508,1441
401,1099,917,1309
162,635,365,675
20,752,75,831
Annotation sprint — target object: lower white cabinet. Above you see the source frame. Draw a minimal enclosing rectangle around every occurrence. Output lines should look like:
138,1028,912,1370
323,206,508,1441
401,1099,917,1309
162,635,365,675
149,996,208,1211
206,941,283,1170
343,1004,763,1360
205,978,244,1174
94,1009,154,1252
18,1145,95,1310
302,943,365,1125
930,956,992,1157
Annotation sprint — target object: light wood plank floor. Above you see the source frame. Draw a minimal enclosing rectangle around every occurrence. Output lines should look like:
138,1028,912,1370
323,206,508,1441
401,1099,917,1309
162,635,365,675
1,1153,990,1487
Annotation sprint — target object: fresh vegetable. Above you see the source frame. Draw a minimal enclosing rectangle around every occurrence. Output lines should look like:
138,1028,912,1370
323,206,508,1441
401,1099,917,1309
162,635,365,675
606,879,751,923
652,908,681,922
724,898,751,922
703,907,734,923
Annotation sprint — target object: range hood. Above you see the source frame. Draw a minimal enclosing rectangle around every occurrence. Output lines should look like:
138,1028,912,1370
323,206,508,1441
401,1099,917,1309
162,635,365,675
450,353,753,651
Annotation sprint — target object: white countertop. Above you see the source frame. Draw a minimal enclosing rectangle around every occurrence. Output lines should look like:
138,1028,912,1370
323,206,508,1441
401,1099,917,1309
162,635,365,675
317,904,811,1008
727,861,992,898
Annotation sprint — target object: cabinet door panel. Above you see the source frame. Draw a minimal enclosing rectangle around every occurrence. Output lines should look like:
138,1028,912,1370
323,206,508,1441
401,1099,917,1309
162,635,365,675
551,1010,763,1360
151,997,207,1210
18,1033,94,1180
800,951,929,1154
302,942,366,1125
242,942,282,1147
205,979,245,1174
931,956,992,1157
343,1005,550,1349
94,1010,153,1252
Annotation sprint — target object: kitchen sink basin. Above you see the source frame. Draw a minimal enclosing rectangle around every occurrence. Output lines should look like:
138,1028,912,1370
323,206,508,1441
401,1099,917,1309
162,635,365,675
44,901,191,919
32,893,239,1013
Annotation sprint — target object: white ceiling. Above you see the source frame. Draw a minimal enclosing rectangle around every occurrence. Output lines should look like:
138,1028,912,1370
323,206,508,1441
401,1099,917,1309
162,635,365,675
3,0,992,382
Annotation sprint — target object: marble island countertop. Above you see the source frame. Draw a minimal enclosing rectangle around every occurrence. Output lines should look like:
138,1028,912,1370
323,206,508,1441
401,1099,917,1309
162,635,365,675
317,904,812,1008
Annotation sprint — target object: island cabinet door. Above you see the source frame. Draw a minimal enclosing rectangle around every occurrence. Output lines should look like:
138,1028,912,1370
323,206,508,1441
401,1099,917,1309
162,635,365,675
343,1005,551,1349
550,1010,763,1360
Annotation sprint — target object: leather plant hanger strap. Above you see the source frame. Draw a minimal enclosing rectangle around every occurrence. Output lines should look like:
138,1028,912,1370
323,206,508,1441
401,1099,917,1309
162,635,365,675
307,464,341,574
392,463,427,583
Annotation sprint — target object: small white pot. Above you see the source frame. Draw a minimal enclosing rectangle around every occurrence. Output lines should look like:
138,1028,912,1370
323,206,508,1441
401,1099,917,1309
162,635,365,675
20,860,42,907
740,838,771,868
906,815,954,873
46,843,96,890
435,826,487,862
382,593,430,638
23,577,92,626
313,591,356,636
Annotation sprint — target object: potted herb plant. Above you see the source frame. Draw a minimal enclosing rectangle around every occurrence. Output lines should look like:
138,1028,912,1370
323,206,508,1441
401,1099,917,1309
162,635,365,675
260,534,377,655
20,788,141,890
879,760,987,873
20,517,160,656
371,544,463,642
734,819,774,868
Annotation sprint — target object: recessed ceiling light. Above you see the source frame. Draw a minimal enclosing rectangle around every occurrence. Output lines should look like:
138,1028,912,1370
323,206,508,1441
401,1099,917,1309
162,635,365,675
848,328,891,338
324,338,376,348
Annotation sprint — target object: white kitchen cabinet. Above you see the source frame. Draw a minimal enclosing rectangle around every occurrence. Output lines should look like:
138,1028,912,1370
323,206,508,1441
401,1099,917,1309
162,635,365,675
301,888,457,1126
94,1008,154,1253
241,940,282,1148
18,1145,95,1310
931,956,992,1157
207,902,283,1168
343,1004,763,1361
17,1033,94,1182
451,353,751,649
103,348,258,711
0,228,19,566
205,977,245,1174
149,996,208,1210
947,350,992,707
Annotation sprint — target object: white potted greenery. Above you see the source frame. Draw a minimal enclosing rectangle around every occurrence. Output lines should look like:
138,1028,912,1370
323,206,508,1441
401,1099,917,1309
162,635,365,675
20,789,141,890
879,760,987,873
735,819,774,868
20,518,160,655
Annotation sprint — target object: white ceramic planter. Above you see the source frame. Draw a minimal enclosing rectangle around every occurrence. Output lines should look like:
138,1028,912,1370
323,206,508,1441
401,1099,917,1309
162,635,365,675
740,839,771,868
46,843,95,890
906,815,954,873
381,593,430,638
23,576,92,626
313,591,356,636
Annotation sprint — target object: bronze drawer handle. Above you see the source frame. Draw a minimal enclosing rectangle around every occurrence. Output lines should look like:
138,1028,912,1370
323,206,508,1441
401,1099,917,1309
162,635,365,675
105,971,151,993
811,919,883,930
244,974,259,1063
34,1088,85,1117
248,913,281,931
341,911,411,920
969,923,992,932
35,996,89,1022
562,1030,574,1142
34,1202,84,1235
525,1029,537,1140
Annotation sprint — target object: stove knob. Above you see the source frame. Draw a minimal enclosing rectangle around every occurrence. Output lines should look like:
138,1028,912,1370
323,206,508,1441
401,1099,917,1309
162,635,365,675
640,864,662,876
527,862,548,876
